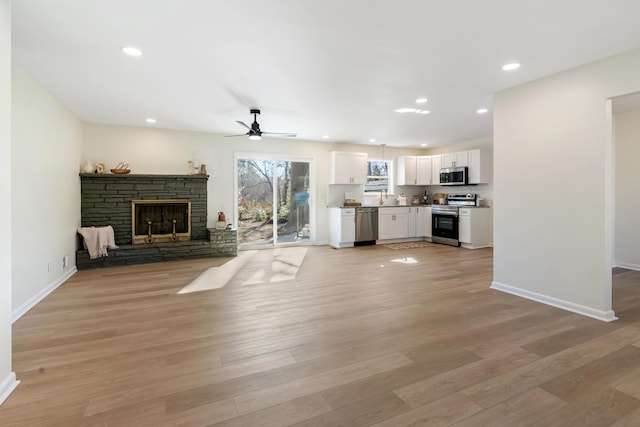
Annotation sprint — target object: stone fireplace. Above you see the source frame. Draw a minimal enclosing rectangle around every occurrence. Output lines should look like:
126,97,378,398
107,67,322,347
77,173,237,269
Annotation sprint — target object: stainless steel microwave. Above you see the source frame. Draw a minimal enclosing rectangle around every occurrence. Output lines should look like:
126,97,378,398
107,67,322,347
439,166,468,186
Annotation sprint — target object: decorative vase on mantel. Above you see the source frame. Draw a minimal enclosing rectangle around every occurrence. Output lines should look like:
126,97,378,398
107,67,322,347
82,160,94,174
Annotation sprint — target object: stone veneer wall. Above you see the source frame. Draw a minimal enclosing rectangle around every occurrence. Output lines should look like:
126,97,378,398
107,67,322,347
80,174,208,244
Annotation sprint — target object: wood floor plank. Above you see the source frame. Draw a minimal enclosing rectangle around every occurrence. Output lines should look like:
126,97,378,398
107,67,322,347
449,387,566,427
370,392,482,427
232,352,413,415
394,347,539,408
212,394,332,427
529,387,640,427
2,246,640,426
461,324,640,408
291,392,409,427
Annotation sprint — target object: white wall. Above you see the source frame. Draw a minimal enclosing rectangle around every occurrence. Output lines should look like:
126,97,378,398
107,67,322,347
614,109,640,270
83,123,336,243
11,67,83,319
82,124,428,244
493,47,640,321
0,0,17,406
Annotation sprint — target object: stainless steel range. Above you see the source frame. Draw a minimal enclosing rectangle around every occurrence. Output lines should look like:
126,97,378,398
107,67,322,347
432,194,476,246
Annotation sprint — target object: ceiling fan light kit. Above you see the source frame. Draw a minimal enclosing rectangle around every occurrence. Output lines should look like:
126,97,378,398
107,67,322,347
225,109,297,140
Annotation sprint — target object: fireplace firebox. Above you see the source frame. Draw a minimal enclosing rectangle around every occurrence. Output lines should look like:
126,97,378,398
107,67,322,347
132,199,191,244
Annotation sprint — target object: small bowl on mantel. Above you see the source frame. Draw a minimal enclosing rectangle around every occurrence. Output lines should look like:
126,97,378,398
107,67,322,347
110,169,131,174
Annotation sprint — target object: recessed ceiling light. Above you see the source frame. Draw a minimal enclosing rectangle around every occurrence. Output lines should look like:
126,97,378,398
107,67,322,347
476,108,489,114
145,118,156,123
122,46,143,57
417,110,431,115
502,62,520,71
421,143,428,147
394,108,416,113
369,139,376,143
322,135,330,139
415,98,428,104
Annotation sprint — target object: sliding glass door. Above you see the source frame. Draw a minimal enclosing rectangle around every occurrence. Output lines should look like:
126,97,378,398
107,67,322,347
236,154,313,248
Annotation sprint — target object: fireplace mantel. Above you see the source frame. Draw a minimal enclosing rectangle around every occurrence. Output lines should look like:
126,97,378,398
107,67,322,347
79,173,209,179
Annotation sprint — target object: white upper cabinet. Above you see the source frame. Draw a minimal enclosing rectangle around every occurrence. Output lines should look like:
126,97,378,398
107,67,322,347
329,151,368,185
441,151,468,168
398,155,433,185
431,154,441,185
416,156,432,185
397,156,418,185
467,148,492,184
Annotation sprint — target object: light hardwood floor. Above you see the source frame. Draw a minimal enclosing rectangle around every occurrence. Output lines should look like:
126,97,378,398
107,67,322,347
2,244,640,426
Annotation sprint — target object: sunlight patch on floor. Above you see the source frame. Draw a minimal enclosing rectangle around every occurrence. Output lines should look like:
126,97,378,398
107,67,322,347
242,247,308,285
391,257,418,264
178,250,257,294
178,247,308,294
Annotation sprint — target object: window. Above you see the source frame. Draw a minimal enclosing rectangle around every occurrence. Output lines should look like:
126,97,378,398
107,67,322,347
364,160,392,192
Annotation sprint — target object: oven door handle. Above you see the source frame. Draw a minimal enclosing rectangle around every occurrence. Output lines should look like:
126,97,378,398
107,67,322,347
433,211,459,217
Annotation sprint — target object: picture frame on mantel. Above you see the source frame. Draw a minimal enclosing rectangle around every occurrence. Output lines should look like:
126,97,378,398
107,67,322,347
215,221,226,230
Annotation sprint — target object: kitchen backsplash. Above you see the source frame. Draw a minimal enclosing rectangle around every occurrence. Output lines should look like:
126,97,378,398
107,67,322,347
398,184,492,206
328,183,492,207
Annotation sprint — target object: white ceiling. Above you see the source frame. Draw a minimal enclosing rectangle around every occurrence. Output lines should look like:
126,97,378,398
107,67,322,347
11,0,640,147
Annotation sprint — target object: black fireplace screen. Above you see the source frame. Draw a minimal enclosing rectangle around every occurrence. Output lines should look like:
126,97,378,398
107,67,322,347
132,200,191,242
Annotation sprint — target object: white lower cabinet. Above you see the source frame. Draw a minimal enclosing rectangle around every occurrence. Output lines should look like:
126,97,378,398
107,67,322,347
409,206,429,237
329,207,355,248
378,207,409,240
458,208,491,249
424,207,432,238
379,206,432,240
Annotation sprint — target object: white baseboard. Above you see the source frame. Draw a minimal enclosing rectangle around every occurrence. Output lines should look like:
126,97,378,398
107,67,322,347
0,372,20,406
12,267,77,323
491,281,618,322
614,261,640,271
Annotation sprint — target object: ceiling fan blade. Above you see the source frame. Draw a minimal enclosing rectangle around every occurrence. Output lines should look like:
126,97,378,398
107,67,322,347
224,133,248,137
261,132,297,137
235,120,251,130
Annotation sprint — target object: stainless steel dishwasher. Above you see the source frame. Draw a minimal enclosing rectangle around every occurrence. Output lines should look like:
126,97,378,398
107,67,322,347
355,207,378,243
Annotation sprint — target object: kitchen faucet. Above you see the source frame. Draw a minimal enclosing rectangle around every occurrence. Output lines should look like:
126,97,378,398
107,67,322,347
379,190,387,205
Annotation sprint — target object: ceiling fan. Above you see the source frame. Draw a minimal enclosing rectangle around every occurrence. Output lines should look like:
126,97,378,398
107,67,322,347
225,109,297,140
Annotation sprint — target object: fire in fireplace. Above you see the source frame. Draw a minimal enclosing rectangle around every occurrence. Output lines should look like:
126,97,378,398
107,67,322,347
131,199,191,244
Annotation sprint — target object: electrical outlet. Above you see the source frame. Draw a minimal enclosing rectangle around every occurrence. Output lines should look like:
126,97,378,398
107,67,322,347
62,255,69,268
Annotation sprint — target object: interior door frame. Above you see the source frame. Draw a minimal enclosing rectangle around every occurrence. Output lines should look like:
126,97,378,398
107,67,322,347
234,151,316,247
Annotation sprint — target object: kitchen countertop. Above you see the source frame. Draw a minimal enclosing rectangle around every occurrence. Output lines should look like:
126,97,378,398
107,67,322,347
331,204,491,208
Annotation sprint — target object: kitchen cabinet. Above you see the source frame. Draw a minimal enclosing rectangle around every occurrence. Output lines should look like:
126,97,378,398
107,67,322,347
329,151,368,185
458,207,491,249
467,148,492,184
424,207,432,238
329,207,355,248
441,151,468,168
398,156,433,185
378,207,409,240
397,156,418,185
408,206,429,237
416,156,433,185
431,154,441,185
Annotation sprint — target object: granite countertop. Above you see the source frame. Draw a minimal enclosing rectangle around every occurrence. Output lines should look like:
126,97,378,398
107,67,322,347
332,204,490,208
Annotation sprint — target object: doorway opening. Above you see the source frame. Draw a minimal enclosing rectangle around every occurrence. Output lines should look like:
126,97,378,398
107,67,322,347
235,154,314,248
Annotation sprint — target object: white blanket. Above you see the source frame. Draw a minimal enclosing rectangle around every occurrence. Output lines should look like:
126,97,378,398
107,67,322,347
78,226,119,259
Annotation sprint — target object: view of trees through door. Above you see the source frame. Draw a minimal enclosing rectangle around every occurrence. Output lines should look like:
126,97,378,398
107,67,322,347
237,158,310,247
